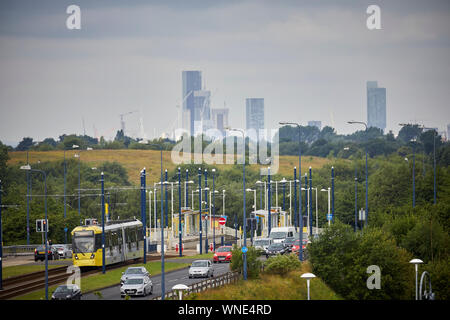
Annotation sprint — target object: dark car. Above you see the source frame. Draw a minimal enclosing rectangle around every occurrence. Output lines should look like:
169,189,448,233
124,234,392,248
265,243,288,258
283,237,296,252
34,245,59,261
51,285,82,300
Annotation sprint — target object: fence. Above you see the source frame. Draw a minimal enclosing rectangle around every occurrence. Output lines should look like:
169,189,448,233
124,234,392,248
153,271,240,300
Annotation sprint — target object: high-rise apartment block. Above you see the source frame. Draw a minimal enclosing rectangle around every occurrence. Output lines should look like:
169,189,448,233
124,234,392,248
367,81,386,131
246,98,265,137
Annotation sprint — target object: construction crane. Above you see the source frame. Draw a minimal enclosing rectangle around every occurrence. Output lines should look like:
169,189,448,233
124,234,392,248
119,110,138,135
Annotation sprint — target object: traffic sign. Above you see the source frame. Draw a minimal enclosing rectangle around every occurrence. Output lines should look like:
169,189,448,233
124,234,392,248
218,217,226,226
327,214,333,221
241,246,248,253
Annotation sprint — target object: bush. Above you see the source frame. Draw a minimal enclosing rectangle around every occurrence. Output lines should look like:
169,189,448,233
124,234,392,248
263,254,302,275
308,222,415,299
230,245,262,279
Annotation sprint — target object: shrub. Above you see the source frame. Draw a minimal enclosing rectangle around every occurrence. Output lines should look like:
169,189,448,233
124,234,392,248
230,245,262,279
263,254,302,275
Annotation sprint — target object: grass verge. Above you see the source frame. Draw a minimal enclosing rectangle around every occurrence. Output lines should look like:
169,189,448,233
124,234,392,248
13,261,190,300
186,261,341,300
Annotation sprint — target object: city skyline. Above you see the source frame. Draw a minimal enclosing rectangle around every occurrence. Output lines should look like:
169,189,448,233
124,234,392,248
0,0,449,145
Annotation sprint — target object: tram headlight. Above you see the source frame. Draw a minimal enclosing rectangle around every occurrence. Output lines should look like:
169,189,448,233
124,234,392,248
90,253,95,259
74,254,79,260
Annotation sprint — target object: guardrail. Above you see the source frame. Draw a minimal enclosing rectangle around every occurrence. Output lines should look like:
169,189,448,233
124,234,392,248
153,271,240,300
2,245,38,256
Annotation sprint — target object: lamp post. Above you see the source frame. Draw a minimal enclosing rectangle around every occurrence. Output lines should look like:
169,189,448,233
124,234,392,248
301,273,316,300
246,188,257,243
140,168,147,264
0,179,3,290
198,168,203,254
348,121,368,226
74,151,82,223
64,144,79,244
410,258,423,300
101,172,106,274
279,122,302,261
423,127,437,204
321,188,331,226
20,165,49,299
294,168,298,230
212,169,216,251
178,168,182,257
204,169,209,253
139,140,165,298
226,127,247,280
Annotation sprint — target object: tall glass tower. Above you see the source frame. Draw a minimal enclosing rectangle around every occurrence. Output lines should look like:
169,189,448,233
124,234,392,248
367,81,386,131
246,98,265,138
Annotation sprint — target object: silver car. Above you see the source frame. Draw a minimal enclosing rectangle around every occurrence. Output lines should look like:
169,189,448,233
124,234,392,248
121,266,150,285
120,275,153,297
53,244,72,259
188,260,214,278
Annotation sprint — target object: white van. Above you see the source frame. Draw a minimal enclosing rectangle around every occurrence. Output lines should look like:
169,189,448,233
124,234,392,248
269,227,296,244
253,238,272,253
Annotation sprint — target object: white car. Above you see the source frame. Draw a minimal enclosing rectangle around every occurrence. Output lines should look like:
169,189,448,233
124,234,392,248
120,275,153,297
121,266,150,285
53,244,72,259
189,260,214,278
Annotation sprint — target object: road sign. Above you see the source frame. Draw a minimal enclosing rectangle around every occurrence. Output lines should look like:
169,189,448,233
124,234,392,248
327,214,333,221
241,246,248,253
218,217,226,226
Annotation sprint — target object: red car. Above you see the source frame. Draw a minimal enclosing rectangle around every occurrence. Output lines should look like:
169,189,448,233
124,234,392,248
213,246,232,263
291,239,308,255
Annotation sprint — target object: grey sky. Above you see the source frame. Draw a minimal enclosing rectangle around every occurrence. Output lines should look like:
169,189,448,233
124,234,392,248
0,0,449,145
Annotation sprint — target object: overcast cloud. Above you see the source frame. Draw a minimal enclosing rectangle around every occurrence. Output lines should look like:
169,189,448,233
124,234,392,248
0,0,449,145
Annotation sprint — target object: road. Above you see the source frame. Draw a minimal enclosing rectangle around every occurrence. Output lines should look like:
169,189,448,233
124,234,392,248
82,260,231,300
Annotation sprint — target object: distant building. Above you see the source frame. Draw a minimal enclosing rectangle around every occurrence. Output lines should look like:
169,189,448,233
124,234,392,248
367,81,386,131
182,71,202,136
308,121,322,130
211,108,229,136
246,98,265,139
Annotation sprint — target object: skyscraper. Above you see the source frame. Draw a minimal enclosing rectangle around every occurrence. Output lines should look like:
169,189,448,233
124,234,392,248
367,81,386,131
182,71,202,136
246,98,265,138
211,108,229,136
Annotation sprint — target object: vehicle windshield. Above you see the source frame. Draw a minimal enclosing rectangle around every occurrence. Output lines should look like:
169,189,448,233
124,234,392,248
270,232,286,239
125,268,144,275
216,247,231,253
284,238,295,244
268,243,284,249
254,240,270,246
36,246,46,251
72,232,95,253
124,278,144,285
192,261,208,267
54,286,73,294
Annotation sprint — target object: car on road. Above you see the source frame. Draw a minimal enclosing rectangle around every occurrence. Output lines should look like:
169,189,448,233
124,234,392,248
189,260,214,278
253,238,272,255
120,266,150,285
283,237,296,252
34,245,59,261
265,242,288,258
53,244,72,259
291,238,309,254
120,275,153,298
51,285,82,300
213,246,232,263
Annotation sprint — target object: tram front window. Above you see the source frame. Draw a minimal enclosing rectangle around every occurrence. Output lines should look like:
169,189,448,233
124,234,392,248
73,231,95,253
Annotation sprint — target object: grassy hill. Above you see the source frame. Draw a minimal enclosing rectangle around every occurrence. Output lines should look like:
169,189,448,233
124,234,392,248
8,150,332,185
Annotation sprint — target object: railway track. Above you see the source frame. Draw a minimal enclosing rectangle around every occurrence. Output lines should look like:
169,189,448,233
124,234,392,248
0,254,178,300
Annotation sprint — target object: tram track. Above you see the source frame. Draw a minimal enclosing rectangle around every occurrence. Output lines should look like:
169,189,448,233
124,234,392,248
0,254,178,300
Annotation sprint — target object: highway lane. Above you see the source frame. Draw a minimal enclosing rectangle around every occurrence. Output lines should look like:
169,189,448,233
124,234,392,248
83,261,231,300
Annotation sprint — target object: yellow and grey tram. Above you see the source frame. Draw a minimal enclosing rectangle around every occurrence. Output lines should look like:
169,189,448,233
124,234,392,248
71,219,144,268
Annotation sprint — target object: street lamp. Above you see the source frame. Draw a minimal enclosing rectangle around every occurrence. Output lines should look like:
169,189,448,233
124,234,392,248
139,140,165,299
64,144,79,243
348,121,368,227
410,258,423,300
320,188,331,226
226,127,247,280
279,122,302,261
20,165,49,300
301,272,316,300
423,127,437,204
246,188,257,244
